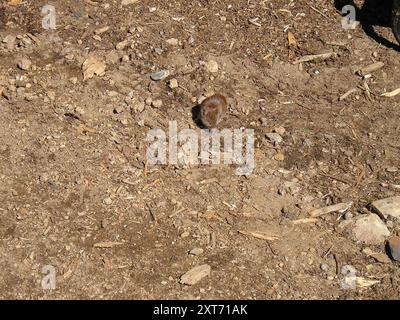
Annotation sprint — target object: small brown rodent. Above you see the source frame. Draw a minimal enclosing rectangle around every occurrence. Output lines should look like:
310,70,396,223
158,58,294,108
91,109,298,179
199,93,227,128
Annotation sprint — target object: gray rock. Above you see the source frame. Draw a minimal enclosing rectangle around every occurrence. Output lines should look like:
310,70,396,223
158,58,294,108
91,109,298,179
371,196,400,219
17,58,32,71
341,264,357,276
150,69,169,81
320,263,329,271
352,214,390,245
265,132,283,144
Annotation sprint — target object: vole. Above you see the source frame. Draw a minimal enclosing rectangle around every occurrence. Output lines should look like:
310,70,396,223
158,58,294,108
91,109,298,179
198,93,227,128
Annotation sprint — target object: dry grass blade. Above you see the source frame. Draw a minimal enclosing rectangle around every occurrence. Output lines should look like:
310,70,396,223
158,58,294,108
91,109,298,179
355,277,380,288
238,230,279,241
293,52,336,64
339,88,358,101
357,62,384,76
381,88,400,97
292,218,319,224
93,241,124,248
310,202,353,217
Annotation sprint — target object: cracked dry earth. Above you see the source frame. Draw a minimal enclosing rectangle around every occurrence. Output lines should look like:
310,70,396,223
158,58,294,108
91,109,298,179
0,0,400,299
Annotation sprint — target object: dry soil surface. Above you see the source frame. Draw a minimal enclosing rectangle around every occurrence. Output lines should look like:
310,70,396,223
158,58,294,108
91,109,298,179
0,0,400,299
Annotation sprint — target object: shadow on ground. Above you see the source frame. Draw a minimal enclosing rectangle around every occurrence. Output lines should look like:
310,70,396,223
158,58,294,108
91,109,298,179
334,0,400,50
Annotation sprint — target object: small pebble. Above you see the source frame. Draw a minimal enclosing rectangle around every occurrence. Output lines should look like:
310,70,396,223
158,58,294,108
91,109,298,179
206,60,219,73
18,58,32,71
47,91,56,101
274,152,285,161
320,263,329,271
344,212,353,220
116,40,129,50
169,78,178,89
150,69,169,81
114,106,124,114
69,77,78,84
103,197,113,205
151,99,163,108
166,38,179,46
266,132,283,144
180,231,189,238
259,117,268,126
341,264,357,276
189,248,204,256
273,126,286,136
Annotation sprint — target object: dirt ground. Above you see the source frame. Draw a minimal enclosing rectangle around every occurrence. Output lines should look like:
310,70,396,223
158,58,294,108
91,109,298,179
0,0,400,299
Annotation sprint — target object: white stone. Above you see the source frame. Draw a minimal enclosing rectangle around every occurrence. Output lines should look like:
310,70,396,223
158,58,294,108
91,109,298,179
166,38,179,46
352,214,390,245
371,196,400,219
169,78,178,89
